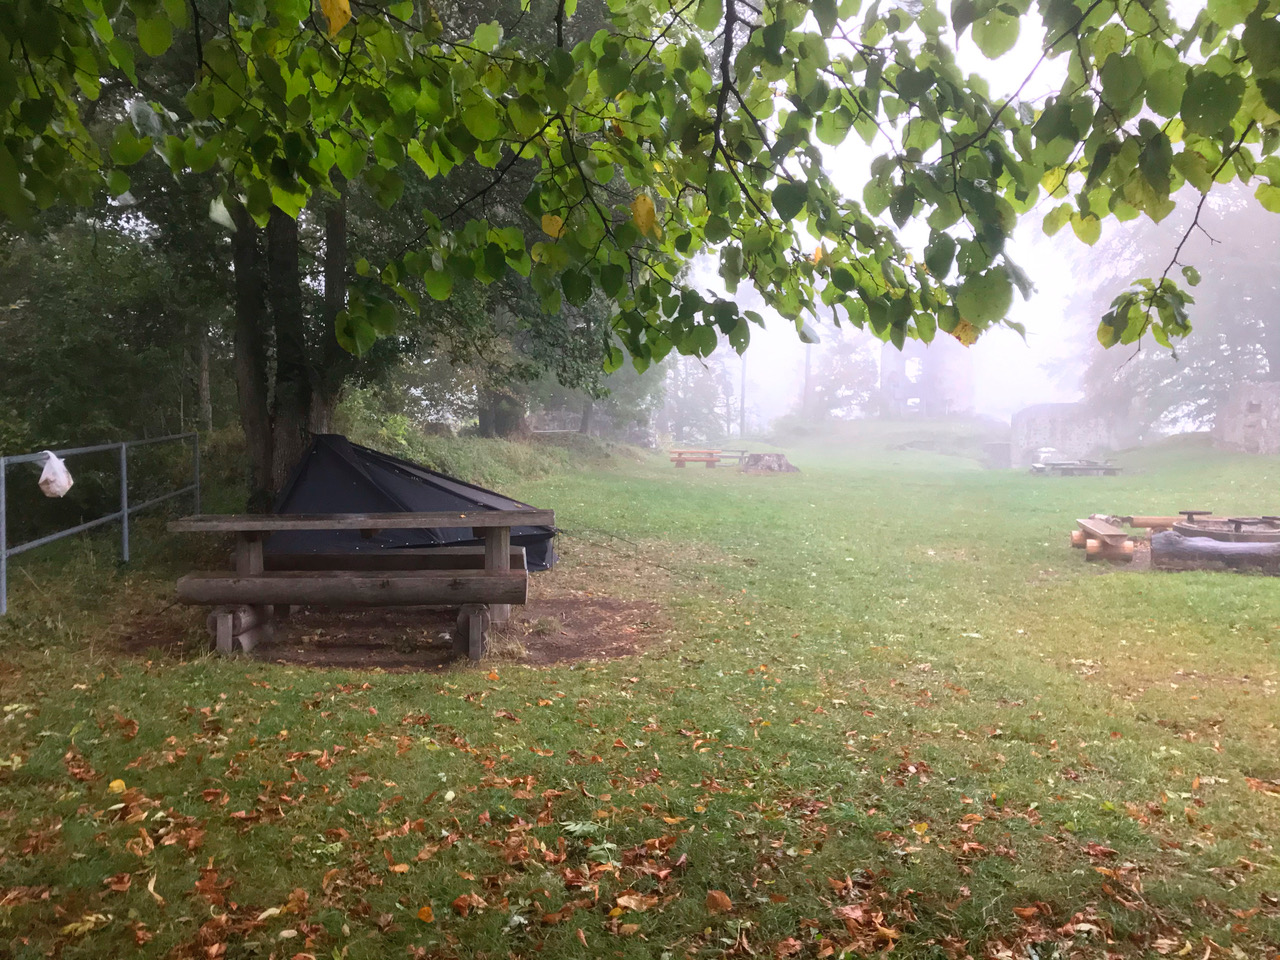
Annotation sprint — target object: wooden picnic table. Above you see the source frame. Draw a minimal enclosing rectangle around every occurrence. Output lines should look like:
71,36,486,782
670,449,723,468
169,510,553,658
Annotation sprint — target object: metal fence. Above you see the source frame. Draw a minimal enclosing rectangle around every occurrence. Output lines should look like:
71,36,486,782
0,433,200,615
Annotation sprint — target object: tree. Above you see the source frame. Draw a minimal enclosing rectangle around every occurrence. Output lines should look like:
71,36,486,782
809,328,880,420
2,0,1278,453
1075,184,1280,435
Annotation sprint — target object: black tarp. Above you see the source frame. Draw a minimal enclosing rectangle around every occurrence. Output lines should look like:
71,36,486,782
266,435,557,570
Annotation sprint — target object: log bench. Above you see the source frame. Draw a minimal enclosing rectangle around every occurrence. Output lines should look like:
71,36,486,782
1071,516,1135,562
169,510,553,660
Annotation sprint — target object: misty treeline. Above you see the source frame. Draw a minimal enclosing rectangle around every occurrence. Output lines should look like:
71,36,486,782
1072,182,1280,437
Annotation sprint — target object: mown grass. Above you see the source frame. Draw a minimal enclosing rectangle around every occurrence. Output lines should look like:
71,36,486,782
1,424,1277,959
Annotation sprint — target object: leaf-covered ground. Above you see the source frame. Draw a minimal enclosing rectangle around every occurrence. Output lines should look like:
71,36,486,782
2,424,1278,959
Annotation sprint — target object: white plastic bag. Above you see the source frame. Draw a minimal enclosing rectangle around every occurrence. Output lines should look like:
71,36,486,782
38,451,74,498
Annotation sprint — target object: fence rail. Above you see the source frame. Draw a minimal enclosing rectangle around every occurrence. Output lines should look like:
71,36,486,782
0,433,200,615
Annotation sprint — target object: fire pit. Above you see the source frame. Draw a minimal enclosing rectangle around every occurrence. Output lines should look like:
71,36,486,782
1171,512,1280,542
1152,511,1280,574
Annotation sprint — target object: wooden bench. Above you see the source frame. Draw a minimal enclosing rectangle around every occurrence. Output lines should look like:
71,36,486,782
670,449,721,468
1071,516,1134,562
169,510,553,660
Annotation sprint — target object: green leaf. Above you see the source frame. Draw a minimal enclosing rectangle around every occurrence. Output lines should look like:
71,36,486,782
924,233,955,278
772,181,807,221
423,269,453,300
1242,11,1280,74
462,103,501,141
1144,68,1186,118
694,0,723,31
600,263,626,297
1100,55,1144,111
597,57,631,99
1181,265,1201,286
956,268,1013,324
562,268,592,306
136,16,173,57
971,11,1019,59
1070,212,1101,245
1042,203,1072,236
1207,0,1256,29
1181,71,1245,137
473,20,503,51
1257,182,1280,214
109,126,151,165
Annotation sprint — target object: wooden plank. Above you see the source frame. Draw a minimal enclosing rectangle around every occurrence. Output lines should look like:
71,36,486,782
177,569,528,607
1077,518,1129,544
484,527,512,626
264,547,528,573
234,534,263,574
169,510,555,533
1122,516,1179,529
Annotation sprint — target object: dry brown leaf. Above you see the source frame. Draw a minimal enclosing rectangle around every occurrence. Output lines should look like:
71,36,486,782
705,890,733,914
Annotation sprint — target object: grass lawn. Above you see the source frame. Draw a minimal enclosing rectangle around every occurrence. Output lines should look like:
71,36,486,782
1,423,1277,959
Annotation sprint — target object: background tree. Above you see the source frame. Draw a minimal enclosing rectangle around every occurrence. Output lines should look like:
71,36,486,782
1074,184,1280,436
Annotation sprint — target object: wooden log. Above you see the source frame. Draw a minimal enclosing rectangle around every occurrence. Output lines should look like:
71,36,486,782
1085,538,1134,562
177,569,528,607
264,547,527,573
1070,529,1086,548
206,604,267,635
234,623,271,653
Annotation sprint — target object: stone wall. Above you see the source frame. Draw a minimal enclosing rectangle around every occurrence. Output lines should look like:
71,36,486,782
879,338,975,417
1010,402,1115,468
1214,382,1280,455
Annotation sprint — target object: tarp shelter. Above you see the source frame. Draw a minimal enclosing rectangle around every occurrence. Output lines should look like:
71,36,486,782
267,435,557,570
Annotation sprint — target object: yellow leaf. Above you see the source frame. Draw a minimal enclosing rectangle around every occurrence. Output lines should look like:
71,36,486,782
389,862,409,873
630,195,661,239
417,905,435,923
319,0,351,37
108,778,126,794
541,214,565,239
950,319,978,346
810,246,825,264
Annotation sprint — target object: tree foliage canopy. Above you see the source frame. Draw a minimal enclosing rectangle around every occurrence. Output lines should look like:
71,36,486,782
2,0,1278,362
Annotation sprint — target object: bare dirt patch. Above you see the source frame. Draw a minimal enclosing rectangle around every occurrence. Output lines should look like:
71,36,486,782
115,536,677,670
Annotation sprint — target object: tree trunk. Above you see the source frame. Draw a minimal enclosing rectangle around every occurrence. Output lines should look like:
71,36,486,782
313,182,349,433
230,204,273,509
267,207,312,493
197,325,213,433
579,397,593,435
477,387,526,438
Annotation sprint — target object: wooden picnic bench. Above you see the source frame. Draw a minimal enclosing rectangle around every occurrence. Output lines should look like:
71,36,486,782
168,510,553,660
1071,516,1135,562
670,449,722,467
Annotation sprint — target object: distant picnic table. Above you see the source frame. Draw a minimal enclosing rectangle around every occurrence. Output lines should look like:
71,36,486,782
1030,460,1122,477
168,509,552,659
669,448,747,468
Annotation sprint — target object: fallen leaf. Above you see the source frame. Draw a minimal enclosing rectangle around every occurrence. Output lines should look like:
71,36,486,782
705,889,733,914
616,891,660,912
452,892,486,917
103,872,132,893
417,905,434,923
108,779,126,794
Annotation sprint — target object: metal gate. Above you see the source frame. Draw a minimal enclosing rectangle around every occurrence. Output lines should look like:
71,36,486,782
0,433,200,615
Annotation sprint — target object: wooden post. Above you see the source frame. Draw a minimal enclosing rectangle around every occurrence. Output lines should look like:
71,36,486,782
214,610,233,655
234,534,264,574
484,526,511,626
468,609,485,661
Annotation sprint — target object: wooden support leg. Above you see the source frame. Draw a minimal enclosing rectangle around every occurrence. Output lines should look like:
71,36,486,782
705,460,716,468
213,611,233,655
675,460,685,467
484,527,512,627
455,604,491,661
